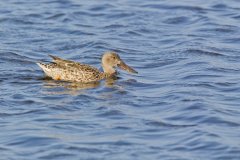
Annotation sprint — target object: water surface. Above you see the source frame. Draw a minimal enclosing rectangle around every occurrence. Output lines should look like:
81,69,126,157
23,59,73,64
0,0,240,159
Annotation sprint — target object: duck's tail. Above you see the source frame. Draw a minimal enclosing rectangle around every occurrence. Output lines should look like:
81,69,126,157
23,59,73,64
37,62,52,75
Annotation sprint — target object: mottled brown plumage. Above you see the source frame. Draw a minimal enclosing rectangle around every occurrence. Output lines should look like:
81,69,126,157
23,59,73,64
37,51,137,83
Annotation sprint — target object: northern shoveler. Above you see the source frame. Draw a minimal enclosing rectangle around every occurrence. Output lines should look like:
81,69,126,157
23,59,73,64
37,51,137,83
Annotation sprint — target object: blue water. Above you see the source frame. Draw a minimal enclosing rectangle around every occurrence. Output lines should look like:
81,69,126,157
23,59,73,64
1,0,240,159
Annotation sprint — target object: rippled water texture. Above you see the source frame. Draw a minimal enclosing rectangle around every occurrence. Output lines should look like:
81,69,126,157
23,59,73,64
1,0,240,159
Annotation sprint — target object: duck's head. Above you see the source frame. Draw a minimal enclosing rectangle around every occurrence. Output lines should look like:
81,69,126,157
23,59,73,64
101,51,138,75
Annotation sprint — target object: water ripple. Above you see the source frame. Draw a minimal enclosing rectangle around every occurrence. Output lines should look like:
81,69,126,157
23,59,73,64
0,0,240,160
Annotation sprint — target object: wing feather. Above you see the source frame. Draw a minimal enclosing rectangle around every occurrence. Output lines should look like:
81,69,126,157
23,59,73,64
48,55,102,82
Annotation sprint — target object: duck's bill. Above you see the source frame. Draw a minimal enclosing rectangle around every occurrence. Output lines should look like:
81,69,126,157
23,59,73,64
118,61,138,74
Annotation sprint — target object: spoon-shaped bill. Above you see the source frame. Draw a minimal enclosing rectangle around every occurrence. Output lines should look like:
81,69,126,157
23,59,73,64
118,61,138,74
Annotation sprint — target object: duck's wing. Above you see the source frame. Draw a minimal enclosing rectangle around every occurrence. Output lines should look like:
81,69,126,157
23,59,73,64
49,55,76,64
49,55,99,72
48,55,104,82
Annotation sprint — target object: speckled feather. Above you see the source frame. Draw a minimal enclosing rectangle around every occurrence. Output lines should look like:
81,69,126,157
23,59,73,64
37,55,108,83
37,52,137,83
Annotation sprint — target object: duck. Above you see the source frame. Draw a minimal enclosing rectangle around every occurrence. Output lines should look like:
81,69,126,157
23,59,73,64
37,51,137,83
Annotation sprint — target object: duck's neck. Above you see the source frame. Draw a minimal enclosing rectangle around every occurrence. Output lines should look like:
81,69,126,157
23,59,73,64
102,64,116,75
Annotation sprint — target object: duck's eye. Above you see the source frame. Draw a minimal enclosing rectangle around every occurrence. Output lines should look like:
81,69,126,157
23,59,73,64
113,56,116,60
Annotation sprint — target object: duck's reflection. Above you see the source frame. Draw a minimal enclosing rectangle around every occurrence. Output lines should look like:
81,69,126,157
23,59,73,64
40,76,118,95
